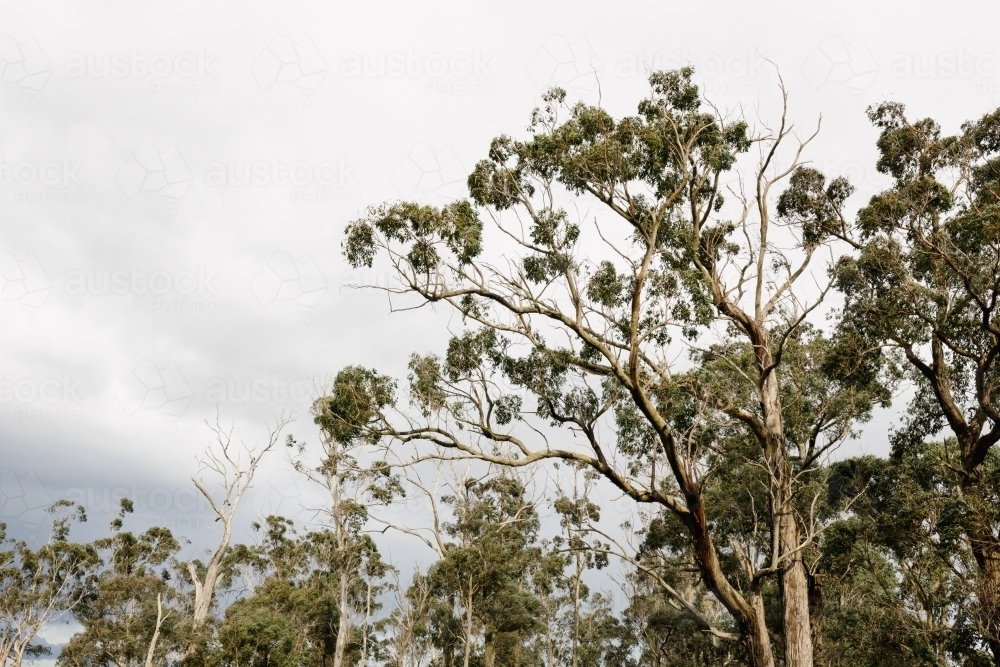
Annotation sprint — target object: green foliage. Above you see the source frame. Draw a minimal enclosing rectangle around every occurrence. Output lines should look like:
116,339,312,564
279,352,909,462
344,201,483,271
210,516,391,667
57,500,183,667
314,366,397,445
0,502,97,665
38,71,1000,667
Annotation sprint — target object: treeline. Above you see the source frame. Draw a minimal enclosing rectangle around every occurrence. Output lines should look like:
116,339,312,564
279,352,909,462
2,437,997,666
4,66,1000,666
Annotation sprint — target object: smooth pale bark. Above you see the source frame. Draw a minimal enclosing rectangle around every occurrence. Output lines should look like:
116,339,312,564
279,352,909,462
333,569,350,667
331,461,350,667
187,514,232,627
144,593,166,667
462,580,474,667
761,358,814,667
360,581,372,666
572,550,582,667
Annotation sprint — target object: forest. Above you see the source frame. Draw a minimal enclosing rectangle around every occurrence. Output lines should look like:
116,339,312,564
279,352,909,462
3,67,1000,667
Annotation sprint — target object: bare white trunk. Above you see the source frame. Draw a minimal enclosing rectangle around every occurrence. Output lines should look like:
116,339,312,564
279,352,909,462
144,593,166,667
572,551,582,667
189,415,287,629
189,517,231,626
333,569,350,667
462,580,474,667
360,580,372,666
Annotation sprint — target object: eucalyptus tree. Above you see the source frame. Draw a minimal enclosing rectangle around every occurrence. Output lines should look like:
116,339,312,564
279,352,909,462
834,102,1000,663
185,414,290,630
0,502,96,667
300,381,400,667
416,475,545,667
549,468,608,667
57,499,183,667
210,510,391,667
329,68,887,667
822,447,991,667
214,516,340,667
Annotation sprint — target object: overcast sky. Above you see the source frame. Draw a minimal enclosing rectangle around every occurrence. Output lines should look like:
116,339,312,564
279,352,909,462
2,0,999,589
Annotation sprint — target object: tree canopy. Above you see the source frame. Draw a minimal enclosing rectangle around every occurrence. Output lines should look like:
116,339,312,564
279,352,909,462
4,67,1000,667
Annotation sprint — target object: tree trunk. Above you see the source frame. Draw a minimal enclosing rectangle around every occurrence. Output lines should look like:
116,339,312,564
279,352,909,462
780,547,814,667
572,550,581,667
361,580,372,667
463,581,475,667
967,492,1000,667
329,448,351,667
685,495,776,667
808,570,826,667
189,516,232,627
333,568,350,667
761,371,814,667
742,594,775,667
144,593,166,667
960,438,1000,667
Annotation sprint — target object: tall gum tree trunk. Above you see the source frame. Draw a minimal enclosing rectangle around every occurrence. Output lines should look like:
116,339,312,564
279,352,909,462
779,526,814,667
333,569,350,667
190,525,229,626
743,594,774,667
462,582,474,667
686,494,776,667
572,550,581,667
762,373,814,667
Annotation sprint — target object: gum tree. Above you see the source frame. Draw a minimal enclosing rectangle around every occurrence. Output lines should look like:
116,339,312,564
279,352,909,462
835,102,1000,664
333,69,884,667
0,502,96,667
58,500,182,667
302,378,399,667
185,414,290,630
